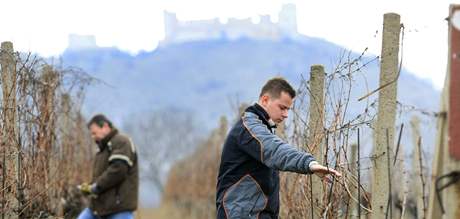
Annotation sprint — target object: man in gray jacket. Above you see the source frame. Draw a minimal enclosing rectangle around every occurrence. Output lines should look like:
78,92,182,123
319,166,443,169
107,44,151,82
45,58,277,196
216,77,341,219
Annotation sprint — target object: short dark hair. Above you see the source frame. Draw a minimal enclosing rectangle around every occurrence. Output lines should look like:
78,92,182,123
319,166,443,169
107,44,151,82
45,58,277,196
259,77,296,99
87,114,113,129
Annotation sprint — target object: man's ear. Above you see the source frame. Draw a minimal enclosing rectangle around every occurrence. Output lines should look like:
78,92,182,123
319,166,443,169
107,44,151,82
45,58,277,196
260,94,270,105
103,122,110,130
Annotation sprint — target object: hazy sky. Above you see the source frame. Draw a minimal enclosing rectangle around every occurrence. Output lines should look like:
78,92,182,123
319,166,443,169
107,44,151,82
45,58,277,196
0,0,457,89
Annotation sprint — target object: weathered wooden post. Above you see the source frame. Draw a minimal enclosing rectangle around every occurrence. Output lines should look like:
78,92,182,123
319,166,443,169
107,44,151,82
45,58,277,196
410,116,425,219
60,93,73,167
348,144,358,219
444,4,460,219
370,13,401,219
38,65,59,212
395,145,409,219
426,73,448,219
1,41,19,218
38,65,58,153
427,4,460,219
307,64,325,217
55,93,72,217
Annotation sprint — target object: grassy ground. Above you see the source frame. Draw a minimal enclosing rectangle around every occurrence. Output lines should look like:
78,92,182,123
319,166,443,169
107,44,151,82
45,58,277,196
134,205,183,219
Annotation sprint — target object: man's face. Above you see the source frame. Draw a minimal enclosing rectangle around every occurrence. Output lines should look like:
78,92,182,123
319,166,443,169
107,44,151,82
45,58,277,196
89,123,111,142
260,91,293,124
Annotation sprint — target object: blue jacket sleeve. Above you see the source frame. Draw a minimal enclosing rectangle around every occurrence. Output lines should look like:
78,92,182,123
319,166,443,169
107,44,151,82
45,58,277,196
238,112,317,174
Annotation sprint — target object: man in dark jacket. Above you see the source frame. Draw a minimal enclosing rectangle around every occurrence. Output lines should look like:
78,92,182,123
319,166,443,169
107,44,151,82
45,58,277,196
216,77,341,219
77,114,139,219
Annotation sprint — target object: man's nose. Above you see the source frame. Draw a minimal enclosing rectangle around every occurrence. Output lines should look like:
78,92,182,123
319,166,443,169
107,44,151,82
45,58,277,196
282,111,288,118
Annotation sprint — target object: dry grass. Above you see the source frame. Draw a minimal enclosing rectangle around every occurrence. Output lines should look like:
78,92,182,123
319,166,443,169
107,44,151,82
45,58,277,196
134,206,182,219
0,44,94,218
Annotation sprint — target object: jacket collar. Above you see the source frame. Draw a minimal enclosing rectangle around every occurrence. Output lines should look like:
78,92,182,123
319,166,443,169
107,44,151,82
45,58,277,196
96,128,118,151
245,103,277,130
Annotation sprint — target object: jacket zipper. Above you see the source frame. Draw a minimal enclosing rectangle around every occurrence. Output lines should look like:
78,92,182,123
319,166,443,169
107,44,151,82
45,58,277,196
115,186,121,205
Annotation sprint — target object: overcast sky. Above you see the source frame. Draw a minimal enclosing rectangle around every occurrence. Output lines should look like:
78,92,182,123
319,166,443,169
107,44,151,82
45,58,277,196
0,0,458,89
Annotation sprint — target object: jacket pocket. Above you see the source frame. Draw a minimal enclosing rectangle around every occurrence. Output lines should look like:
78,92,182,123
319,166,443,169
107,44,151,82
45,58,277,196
223,175,267,219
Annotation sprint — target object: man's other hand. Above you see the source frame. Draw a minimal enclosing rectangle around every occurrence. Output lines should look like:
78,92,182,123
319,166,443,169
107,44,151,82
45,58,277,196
309,163,342,178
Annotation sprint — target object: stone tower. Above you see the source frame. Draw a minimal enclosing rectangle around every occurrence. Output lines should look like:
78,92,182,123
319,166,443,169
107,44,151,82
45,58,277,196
278,3,298,35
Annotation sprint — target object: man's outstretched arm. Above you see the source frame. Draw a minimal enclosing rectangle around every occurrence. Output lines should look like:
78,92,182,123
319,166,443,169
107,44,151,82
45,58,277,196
239,112,341,177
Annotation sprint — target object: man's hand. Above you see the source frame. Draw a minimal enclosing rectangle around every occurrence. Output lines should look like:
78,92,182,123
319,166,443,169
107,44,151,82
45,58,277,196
309,163,342,178
77,183,98,198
